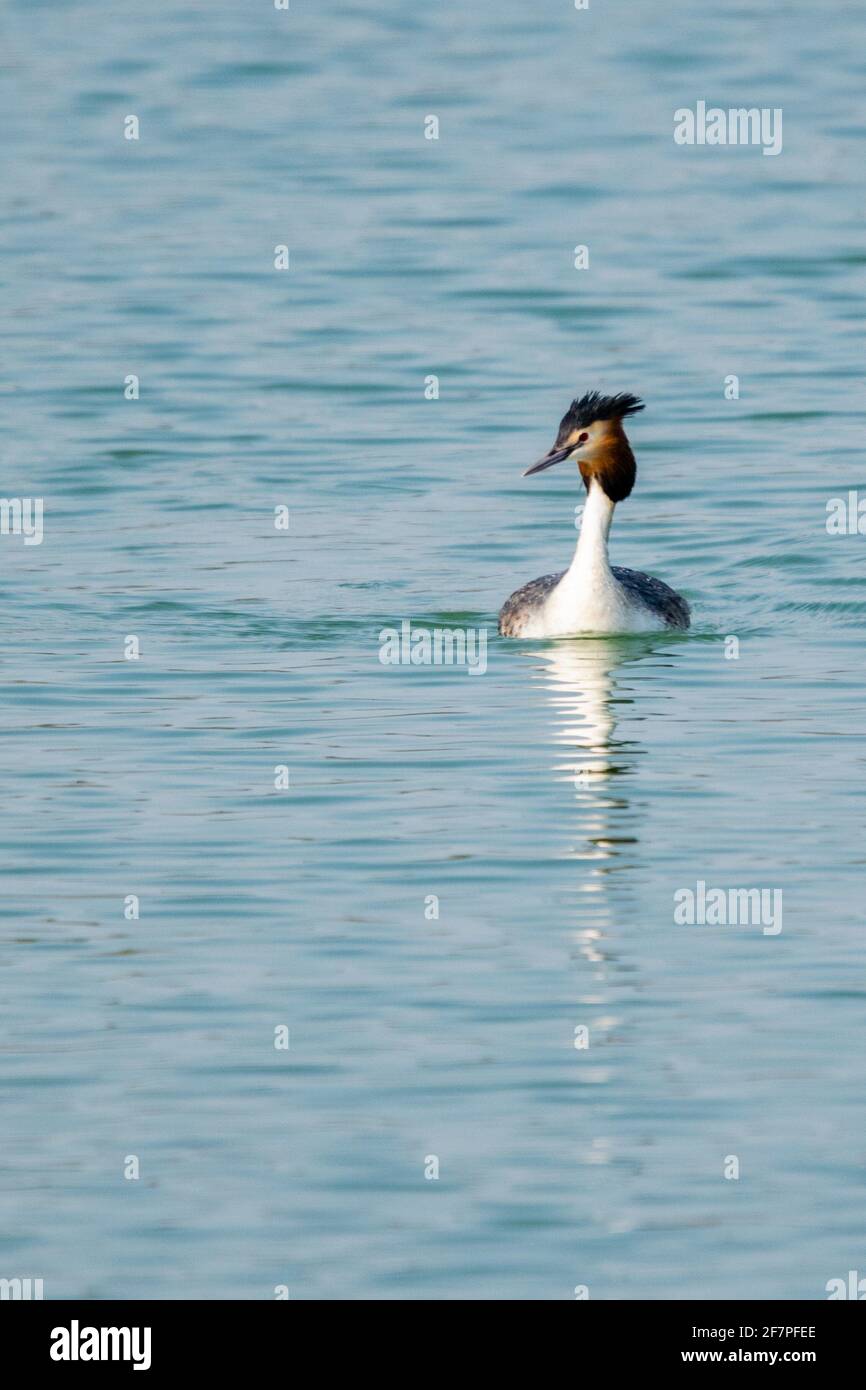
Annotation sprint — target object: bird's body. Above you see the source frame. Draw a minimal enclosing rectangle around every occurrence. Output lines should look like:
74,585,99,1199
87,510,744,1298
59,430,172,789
499,564,689,637
499,391,689,638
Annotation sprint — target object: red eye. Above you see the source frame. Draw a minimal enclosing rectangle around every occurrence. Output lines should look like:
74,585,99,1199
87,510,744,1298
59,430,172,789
577,432,589,444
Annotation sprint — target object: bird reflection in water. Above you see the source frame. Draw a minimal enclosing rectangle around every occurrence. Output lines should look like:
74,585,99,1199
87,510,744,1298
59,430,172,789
530,636,668,964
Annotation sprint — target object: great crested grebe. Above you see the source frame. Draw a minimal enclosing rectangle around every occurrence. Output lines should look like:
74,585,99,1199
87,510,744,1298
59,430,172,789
499,391,690,638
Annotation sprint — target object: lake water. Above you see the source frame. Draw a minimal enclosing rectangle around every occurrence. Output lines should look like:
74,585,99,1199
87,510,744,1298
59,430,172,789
2,0,865,1300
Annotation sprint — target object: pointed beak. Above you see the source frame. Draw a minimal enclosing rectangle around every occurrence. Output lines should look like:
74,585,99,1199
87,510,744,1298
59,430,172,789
523,444,574,477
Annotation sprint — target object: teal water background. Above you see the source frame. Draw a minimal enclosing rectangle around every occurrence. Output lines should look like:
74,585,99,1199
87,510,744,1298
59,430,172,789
2,0,866,1298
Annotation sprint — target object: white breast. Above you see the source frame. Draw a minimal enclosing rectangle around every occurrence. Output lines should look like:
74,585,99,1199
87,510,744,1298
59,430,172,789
520,482,665,637
520,573,663,637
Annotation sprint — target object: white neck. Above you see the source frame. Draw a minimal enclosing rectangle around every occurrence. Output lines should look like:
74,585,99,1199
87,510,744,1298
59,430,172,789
537,480,618,635
570,480,615,578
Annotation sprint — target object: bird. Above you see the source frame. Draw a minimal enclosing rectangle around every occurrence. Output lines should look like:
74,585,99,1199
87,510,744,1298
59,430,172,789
499,391,690,637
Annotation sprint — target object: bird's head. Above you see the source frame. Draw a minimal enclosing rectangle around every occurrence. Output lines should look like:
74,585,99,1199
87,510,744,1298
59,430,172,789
523,391,644,502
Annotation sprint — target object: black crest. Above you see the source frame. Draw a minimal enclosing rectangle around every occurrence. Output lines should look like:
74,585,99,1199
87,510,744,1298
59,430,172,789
556,391,645,442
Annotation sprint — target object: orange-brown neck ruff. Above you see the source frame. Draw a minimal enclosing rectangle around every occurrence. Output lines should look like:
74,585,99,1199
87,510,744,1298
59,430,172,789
579,420,636,503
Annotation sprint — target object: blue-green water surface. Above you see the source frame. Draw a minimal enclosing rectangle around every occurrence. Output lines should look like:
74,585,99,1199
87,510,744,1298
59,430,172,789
1,0,865,1298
